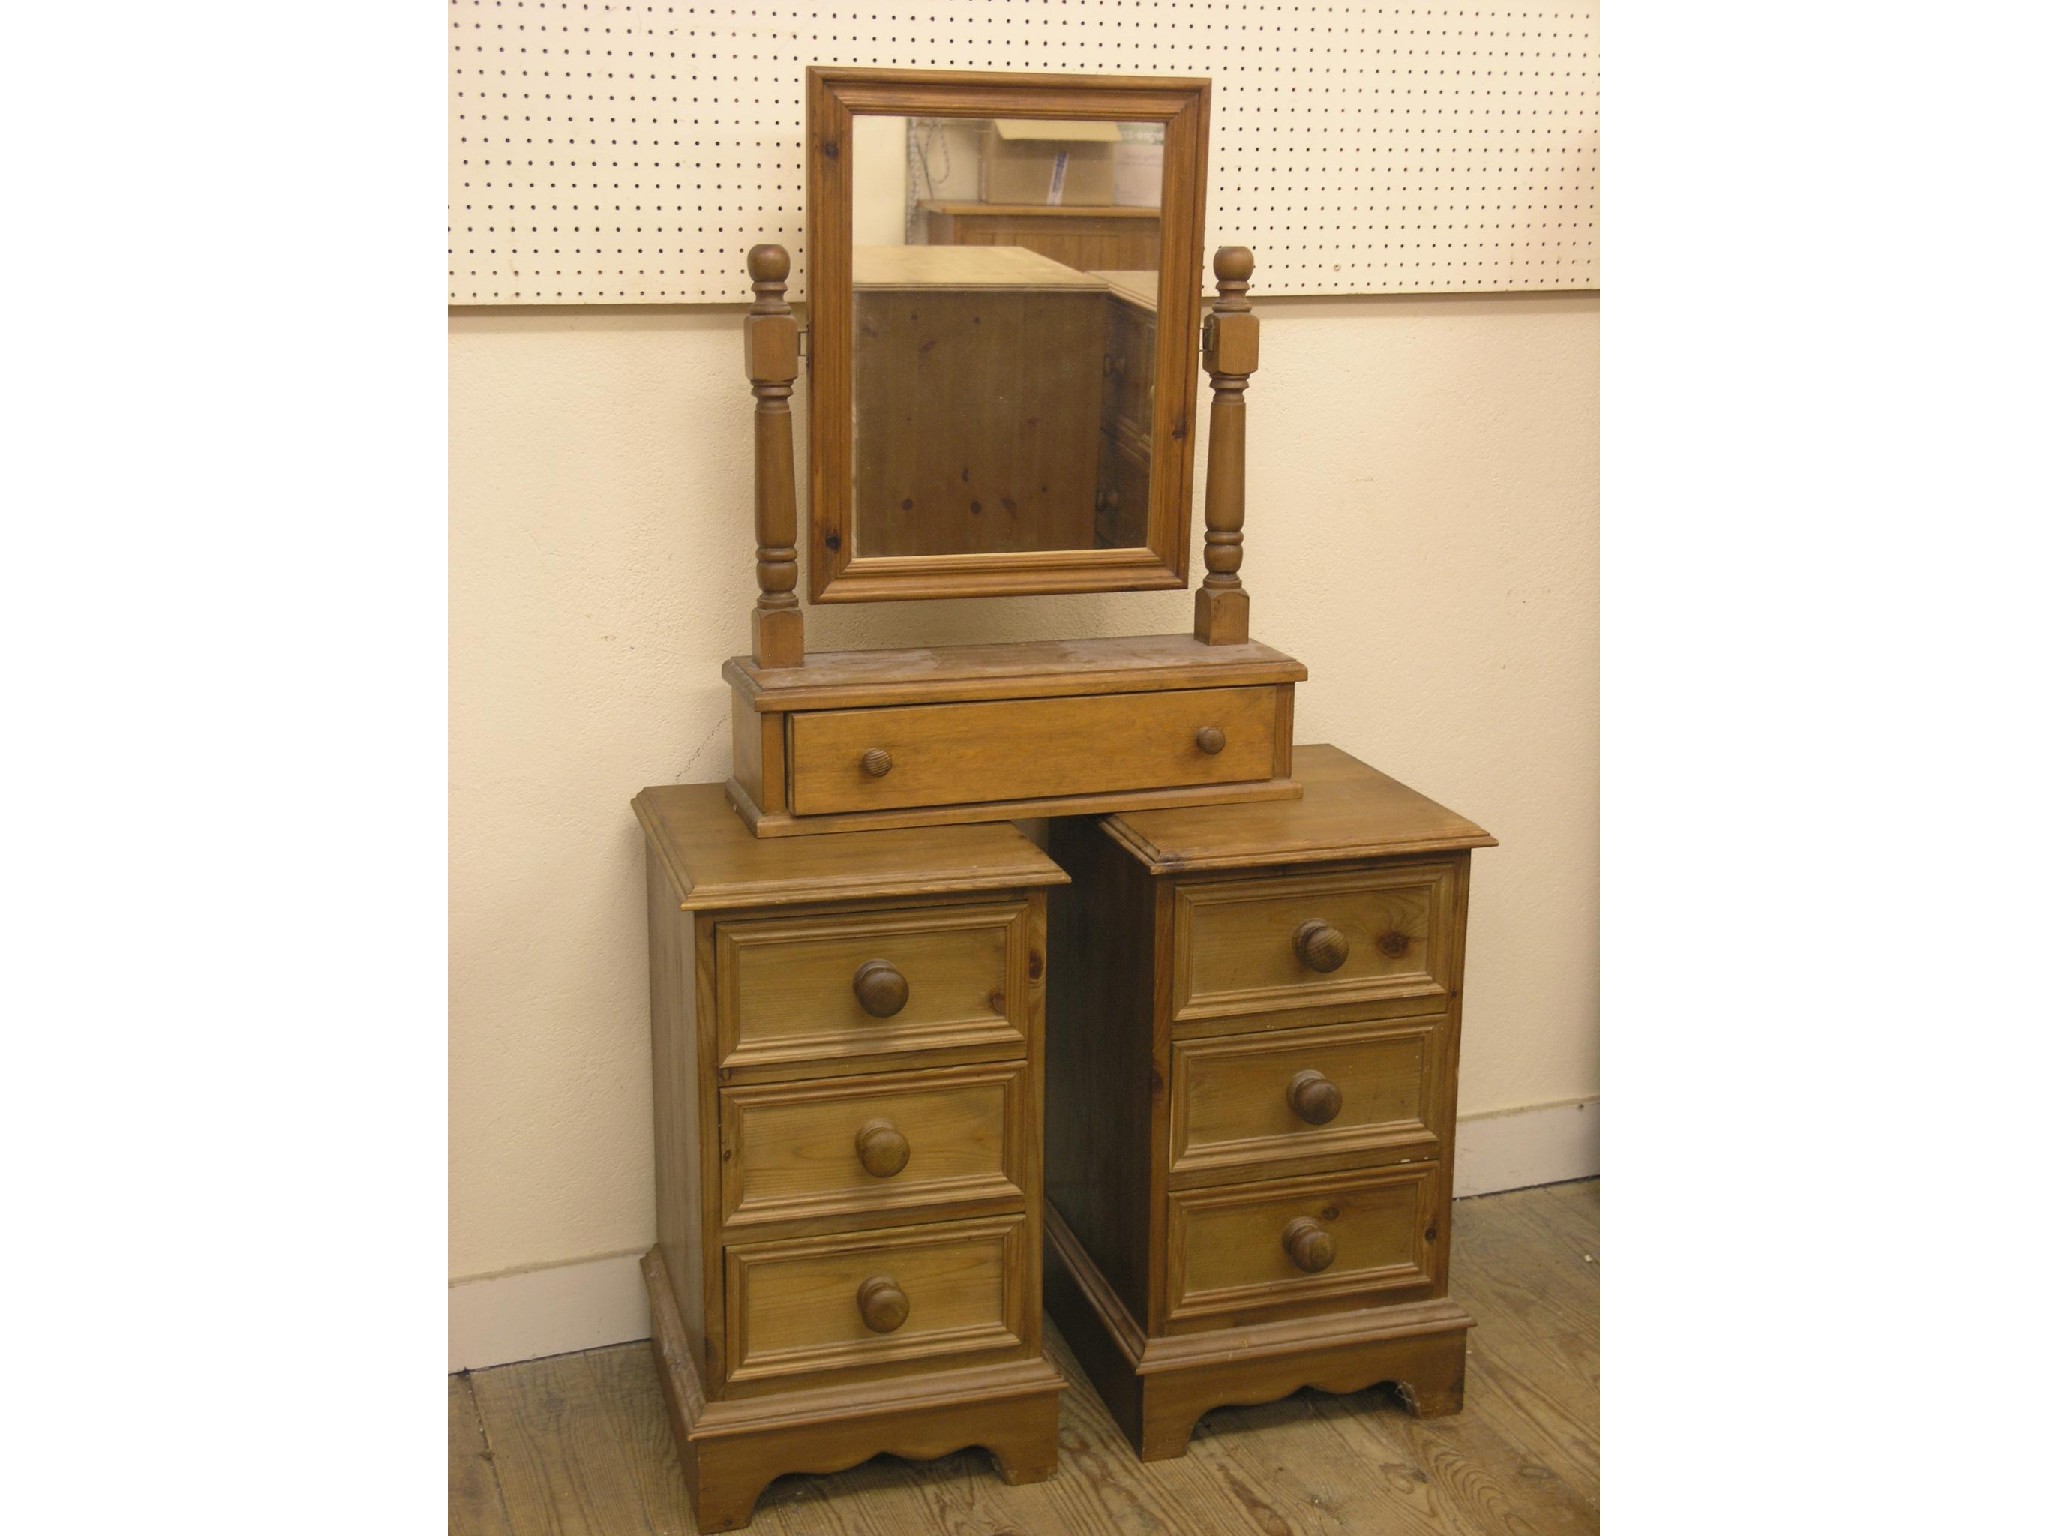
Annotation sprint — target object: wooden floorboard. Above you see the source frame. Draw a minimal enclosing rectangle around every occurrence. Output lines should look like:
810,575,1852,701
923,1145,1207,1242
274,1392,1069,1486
452,1180,1598,1535
452,1374,515,1536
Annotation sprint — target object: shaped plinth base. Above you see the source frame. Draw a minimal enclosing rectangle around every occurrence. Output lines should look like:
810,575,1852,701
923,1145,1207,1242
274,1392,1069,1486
644,1249,1062,1531
1042,1206,1470,1462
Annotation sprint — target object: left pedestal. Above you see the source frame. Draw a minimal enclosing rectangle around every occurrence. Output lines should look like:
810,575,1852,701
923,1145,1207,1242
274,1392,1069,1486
631,783,1070,1531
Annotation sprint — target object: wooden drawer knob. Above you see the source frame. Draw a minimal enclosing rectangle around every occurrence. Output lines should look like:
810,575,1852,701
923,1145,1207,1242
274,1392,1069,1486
1194,725,1227,755
1287,1069,1344,1126
1293,920,1350,973
857,1275,910,1334
852,959,909,1018
860,748,893,778
855,1118,911,1178
1282,1217,1336,1274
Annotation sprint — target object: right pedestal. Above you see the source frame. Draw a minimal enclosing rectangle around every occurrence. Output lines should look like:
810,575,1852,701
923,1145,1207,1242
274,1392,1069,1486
1042,744,1497,1459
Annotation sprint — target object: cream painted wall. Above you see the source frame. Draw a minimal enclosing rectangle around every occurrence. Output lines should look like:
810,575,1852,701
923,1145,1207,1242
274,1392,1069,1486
449,292,1597,1284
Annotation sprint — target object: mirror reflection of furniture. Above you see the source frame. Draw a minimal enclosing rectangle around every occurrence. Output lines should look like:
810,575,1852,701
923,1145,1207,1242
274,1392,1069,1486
850,247,1157,557
918,203,1164,271
811,72,1205,601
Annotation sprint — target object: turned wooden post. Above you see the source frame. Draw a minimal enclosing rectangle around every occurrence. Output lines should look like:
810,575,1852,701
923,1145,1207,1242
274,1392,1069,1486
1194,246,1259,646
745,244,804,668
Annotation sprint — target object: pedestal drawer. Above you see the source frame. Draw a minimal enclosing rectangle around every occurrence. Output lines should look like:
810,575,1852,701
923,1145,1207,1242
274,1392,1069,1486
721,1062,1028,1230
1169,1018,1444,1180
1171,862,1458,1024
786,686,1280,815
1166,1165,1441,1326
724,1216,1027,1384
715,900,1033,1074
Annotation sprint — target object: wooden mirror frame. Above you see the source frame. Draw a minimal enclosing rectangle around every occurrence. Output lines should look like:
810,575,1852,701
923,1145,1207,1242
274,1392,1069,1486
806,67,1210,603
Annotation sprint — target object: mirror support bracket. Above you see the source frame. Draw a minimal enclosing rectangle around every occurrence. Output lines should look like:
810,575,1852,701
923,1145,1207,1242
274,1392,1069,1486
1194,246,1258,647
746,244,805,669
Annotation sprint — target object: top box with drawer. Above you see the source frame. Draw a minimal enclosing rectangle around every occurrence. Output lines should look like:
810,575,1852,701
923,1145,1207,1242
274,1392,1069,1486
725,634,1307,838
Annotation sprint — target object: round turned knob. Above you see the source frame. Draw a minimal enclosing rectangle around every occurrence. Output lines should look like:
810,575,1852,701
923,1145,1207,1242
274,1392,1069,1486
852,959,909,1018
1194,725,1227,755
1287,1069,1344,1126
856,1276,910,1334
854,1118,910,1178
1282,1217,1336,1274
860,748,893,778
1293,920,1350,973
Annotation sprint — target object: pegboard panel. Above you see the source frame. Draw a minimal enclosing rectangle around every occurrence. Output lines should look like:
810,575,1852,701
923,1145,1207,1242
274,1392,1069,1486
449,1,1597,304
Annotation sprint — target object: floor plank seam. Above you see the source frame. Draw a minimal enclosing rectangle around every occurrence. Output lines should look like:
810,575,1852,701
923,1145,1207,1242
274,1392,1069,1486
457,1370,517,1534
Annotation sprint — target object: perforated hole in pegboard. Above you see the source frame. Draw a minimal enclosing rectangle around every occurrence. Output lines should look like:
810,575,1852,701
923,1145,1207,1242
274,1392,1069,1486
449,0,1597,304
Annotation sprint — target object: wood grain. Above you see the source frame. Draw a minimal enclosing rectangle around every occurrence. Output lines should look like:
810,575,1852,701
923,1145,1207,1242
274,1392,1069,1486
723,1216,1027,1386
713,900,1030,1077
719,1062,1027,1233
1168,1017,1444,1181
921,203,1164,272
1102,742,1498,872
731,770,1303,840
745,246,804,669
450,1375,514,1536
725,632,1305,713
469,1351,659,1536
851,285,1107,558
455,1180,1598,1535
632,782,1067,913
787,686,1280,815
808,69,1207,602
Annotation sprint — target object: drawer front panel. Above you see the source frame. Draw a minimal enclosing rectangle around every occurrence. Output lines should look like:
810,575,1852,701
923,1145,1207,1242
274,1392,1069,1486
1167,1165,1441,1325
1172,863,1457,1024
716,901,1031,1072
725,1216,1025,1383
721,1063,1027,1229
787,687,1279,815
1170,1019,1443,1179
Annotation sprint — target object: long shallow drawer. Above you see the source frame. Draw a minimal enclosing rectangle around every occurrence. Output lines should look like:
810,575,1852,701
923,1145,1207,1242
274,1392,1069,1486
724,1215,1026,1384
787,686,1280,815
1166,1165,1441,1326
1169,1018,1444,1180
720,1062,1028,1230
1171,862,1458,1024
715,900,1031,1073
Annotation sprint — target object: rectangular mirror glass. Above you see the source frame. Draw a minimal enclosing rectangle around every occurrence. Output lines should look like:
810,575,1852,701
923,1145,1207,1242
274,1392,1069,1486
851,116,1162,560
808,71,1209,602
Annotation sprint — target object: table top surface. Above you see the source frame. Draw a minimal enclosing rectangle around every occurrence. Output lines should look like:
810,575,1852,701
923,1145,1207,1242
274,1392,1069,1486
1102,744,1496,872
634,781,1067,911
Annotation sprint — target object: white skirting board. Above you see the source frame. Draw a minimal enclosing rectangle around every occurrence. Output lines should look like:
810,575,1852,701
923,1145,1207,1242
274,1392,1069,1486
449,1250,651,1373
450,1098,1599,1372
1452,1098,1600,1199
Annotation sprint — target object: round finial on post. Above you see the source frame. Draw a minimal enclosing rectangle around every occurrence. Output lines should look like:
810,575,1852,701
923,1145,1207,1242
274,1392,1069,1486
747,244,790,310
1214,246,1254,309
747,243,790,284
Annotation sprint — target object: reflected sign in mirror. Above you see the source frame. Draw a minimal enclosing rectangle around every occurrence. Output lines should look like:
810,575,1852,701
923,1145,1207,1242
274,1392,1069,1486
807,71,1210,602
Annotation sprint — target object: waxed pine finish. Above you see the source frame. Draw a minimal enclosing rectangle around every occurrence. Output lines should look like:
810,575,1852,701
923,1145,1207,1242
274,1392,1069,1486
1041,746,1497,1460
632,783,1069,1531
626,60,1505,1533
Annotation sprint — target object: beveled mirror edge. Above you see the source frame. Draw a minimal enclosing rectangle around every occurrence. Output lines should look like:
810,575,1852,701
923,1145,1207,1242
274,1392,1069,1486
805,66,1210,604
